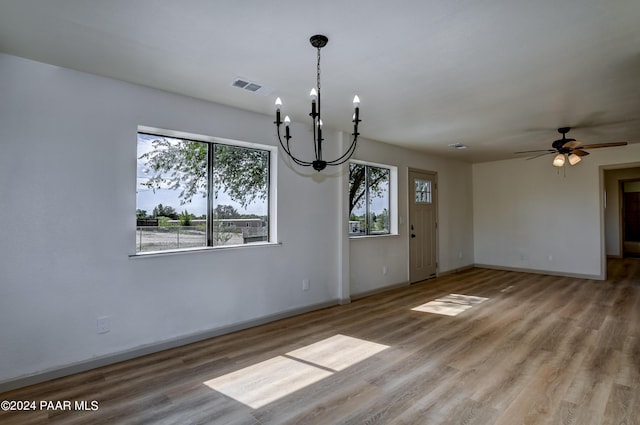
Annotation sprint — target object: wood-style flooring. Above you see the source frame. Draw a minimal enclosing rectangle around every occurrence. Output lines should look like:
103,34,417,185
2,259,640,424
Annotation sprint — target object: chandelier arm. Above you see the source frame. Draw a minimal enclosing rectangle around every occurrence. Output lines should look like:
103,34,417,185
325,120,360,165
276,125,314,167
325,134,359,166
275,124,293,157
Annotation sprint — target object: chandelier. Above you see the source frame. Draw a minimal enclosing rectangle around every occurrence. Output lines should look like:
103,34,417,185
274,34,361,171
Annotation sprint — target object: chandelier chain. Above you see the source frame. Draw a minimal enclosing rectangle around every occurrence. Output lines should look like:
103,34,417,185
316,47,321,97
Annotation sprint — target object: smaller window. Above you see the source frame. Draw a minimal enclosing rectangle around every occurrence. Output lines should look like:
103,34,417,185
349,162,391,236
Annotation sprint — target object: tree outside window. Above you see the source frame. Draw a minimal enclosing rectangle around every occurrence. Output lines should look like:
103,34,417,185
136,132,270,253
349,163,390,236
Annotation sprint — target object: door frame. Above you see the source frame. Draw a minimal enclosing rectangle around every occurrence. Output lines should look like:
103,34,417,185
619,178,640,257
408,167,439,283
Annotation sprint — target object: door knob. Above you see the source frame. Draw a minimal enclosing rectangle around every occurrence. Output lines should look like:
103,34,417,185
411,234,416,238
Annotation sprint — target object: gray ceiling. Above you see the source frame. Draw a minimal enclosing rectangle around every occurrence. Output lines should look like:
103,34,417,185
1,0,639,163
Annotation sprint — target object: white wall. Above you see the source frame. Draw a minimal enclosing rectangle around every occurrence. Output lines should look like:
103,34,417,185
348,138,474,296
0,53,475,388
473,145,640,278
0,54,343,386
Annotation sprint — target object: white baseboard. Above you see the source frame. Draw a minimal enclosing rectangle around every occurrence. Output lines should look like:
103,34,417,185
0,299,338,393
473,263,604,280
351,281,409,300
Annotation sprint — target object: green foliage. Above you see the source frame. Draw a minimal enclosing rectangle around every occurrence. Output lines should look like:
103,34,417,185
349,163,389,215
212,144,268,208
152,204,178,220
369,208,389,232
139,138,268,208
214,204,240,219
136,209,148,219
213,221,235,245
179,210,193,226
157,216,172,226
140,139,207,205
239,213,263,219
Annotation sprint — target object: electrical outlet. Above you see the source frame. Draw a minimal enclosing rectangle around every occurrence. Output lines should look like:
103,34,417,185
96,316,111,334
382,265,388,275
302,279,309,291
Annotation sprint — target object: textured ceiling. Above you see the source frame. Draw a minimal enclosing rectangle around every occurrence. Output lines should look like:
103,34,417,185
1,0,639,163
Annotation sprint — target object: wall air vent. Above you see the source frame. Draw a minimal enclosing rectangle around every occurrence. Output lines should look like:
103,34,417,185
231,78,273,96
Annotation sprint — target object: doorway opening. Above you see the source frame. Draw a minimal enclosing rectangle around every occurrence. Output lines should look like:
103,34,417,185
621,179,640,257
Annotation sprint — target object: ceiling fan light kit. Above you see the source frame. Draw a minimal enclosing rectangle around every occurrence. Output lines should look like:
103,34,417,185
568,153,581,166
516,127,627,168
553,154,566,167
553,152,581,168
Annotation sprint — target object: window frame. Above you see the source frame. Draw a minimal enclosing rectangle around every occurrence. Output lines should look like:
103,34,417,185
348,159,398,238
134,126,277,256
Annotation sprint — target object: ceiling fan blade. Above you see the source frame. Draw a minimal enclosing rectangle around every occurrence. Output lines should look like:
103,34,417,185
573,117,639,130
572,149,590,157
580,142,628,149
526,152,555,160
514,149,555,154
562,140,582,149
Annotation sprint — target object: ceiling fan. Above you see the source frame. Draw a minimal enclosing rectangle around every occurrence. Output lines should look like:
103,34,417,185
515,127,628,167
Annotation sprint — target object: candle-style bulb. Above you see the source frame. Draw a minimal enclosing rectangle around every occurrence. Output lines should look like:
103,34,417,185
284,116,290,127
310,88,318,101
353,95,360,107
275,97,282,110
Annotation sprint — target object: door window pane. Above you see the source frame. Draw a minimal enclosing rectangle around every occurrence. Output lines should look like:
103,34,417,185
415,179,432,204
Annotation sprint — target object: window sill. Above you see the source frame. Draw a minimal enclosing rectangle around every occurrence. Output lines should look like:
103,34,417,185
349,233,400,240
129,241,281,258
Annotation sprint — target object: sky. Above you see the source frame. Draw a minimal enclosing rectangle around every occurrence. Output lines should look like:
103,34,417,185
136,134,268,217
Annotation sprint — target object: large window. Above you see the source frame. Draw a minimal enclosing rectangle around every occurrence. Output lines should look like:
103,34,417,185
349,162,391,236
136,129,272,253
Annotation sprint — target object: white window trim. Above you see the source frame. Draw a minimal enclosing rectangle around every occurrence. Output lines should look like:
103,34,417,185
134,126,278,256
349,159,398,237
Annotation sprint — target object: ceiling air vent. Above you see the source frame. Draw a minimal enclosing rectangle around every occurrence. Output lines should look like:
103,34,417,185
231,78,272,96
232,79,250,89
448,143,468,150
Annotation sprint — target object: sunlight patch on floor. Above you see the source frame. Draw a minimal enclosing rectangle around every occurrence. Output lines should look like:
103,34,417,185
287,334,389,371
203,334,389,409
411,293,489,316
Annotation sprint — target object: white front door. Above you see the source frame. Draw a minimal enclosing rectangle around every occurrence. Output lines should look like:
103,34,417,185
409,170,437,283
